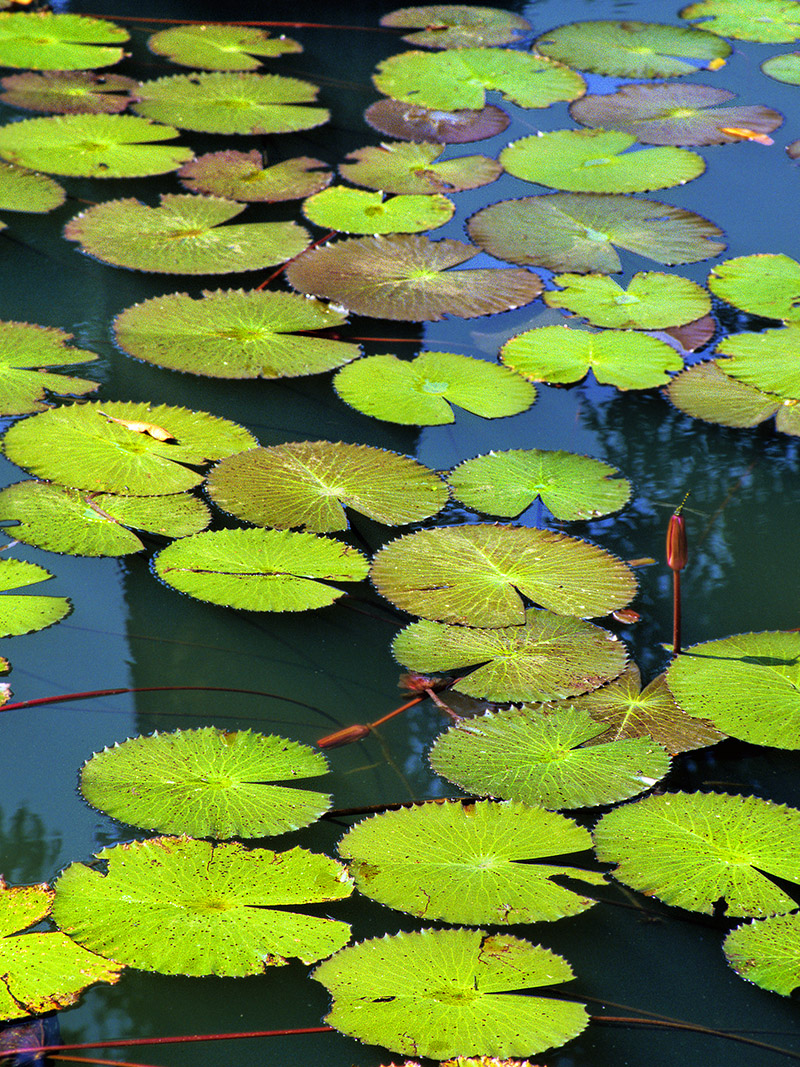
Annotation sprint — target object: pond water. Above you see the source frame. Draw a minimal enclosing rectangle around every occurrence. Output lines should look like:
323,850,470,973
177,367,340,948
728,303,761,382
1,0,800,1065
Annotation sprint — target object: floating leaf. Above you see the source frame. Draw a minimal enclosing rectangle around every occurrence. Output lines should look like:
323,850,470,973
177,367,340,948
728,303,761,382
333,351,535,425
364,98,510,142
152,527,369,612
534,20,730,77
206,442,448,532
148,25,302,70
2,400,256,495
447,449,631,520
0,71,136,114
715,323,800,397
0,161,64,213
53,837,353,975
544,271,711,329
500,130,705,194
302,186,454,234
0,13,128,70
680,0,800,42
113,289,358,380
372,524,637,625
707,253,800,320
380,6,531,48
373,48,585,111
340,141,501,194
429,707,669,809
594,791,800,916
666,360,800,434
313,928,588,1059
0,321,97,415
178,149,331,202
467,194,725,273
131,72,329,135
64,193,310,274
392,609,627,703
0,559,70,637
762,51,800,83
724,914,800,996
80,727,330,838
338,800,604,924
286,234,542,320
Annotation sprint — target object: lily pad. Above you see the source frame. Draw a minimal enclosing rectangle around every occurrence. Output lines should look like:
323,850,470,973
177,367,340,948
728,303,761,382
206,441,448,532
302,186,454,234
80,727,331,837
544,271,711,328
680,0,800,42
371,524,637,625
715,323,800,397
724,914,800,996
762,51,800,83
0,114,193,179
0,559,71,637
131,72,330,136
364,98,510,142
707,253,800,320
152,527,369,612
178,149,332,202
0,320,98,415
338,800,605,924
392,608,628,703
339,141,501,194
500,130,705,194
666,360,800,434
446,449,631,520
0,13,128,70
286,234,543,320
334,351,535,424
0,162,65,213
312,928,588,1059
52,837,353,975
64,194,310,274
0,71,136,114
429,707,670,809
147,25,302,70
2,400,257,495
594,791,800,916
380,6,531,48
466,194,725,273
112,289,359,380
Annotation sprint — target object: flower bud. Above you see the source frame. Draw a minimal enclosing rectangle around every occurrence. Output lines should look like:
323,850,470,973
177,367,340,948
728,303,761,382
666,511,688,572
317,723,371,749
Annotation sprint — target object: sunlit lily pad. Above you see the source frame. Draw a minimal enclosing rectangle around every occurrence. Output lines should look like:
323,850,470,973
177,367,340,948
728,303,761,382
0,71,136,114
0,162,64,212
80,727,331,837
338,800,604,924
2,400,256,495
333,351,535,424
680,0,800,42
113,289,358,380
762,51,800,83
715,323,800,397
392,609,627,703
372,524,637,625
286,234,542,320
724,914,800,995
312,928,588,1059
131,72,329,135
544,271,711,328
0,13,128,70
206,442,448,531
64,194,310,274
339,141,501,194
380,6,531,48
178,149,332,202
373,48,585,111
666,360,800,435
447,449,631,520
430,707,669,809
534,20,730,77
0,559,71,637
148,24,302,70
594,791,800,916
570,83,783,146
364,98,510,142
302,186,454,234
467,194,725,273
0,320,97,415
53,837,353,975
707,253,800,320
153,527,369,612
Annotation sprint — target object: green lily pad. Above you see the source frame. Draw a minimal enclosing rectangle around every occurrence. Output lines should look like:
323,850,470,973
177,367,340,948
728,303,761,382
534,20,731,77
447,449,631,520
364,97,510,142
0,71,136,114
340,141,501,194
52,837,353,975
372,524,637,625
500,130,705,194
707,253,800,320
680,0,800,42
333,351,536,424
762,51,800,83
206,441,448,532
724,914,800,996
312,928,588,1060
2,400,256,495
178,150,332,202
64,194,310,274
429,707,670,809
147,24,302,70
0,13,128,70
0,559,71,637
152,527,369,612
665,631,800,748
570,83,783,146
380,6,531,48
0,162,64,213
112,289,358,380
373,48,585,111
338,800,605,924
715,323,800,397
286,234,543,321
666,360,800,435
131,72,329,135
0,878,122,1022
501,324,684,390
392,608,628,703
466,194,725,273
80,727,331,837
302,186,454,234
594,791,800,916
0,480,210,556
544,271,711,328
0,320,98,415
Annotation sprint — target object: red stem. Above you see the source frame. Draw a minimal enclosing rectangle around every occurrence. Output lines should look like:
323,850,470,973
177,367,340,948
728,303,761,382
0,1028,334,1058
1,685,324,717
255,231,337,291
672,570,681,654
82,16,388,30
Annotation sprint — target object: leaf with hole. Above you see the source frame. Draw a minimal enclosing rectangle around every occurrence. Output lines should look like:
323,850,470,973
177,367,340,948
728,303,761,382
339,141,501,194
302,186,454,234
380,6,531,48
178,150,331,202
0,559,70,637
147,25,302,70
544,271,711,329
364,98,510,143
0,13,128,70
0,320,97,415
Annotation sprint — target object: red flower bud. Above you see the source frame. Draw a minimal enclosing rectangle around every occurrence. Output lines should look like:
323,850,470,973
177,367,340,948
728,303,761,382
317,723,371,749
666,498,689,572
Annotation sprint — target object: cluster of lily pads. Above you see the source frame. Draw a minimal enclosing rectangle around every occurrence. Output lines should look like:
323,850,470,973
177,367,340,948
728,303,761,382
1,2,800,1064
